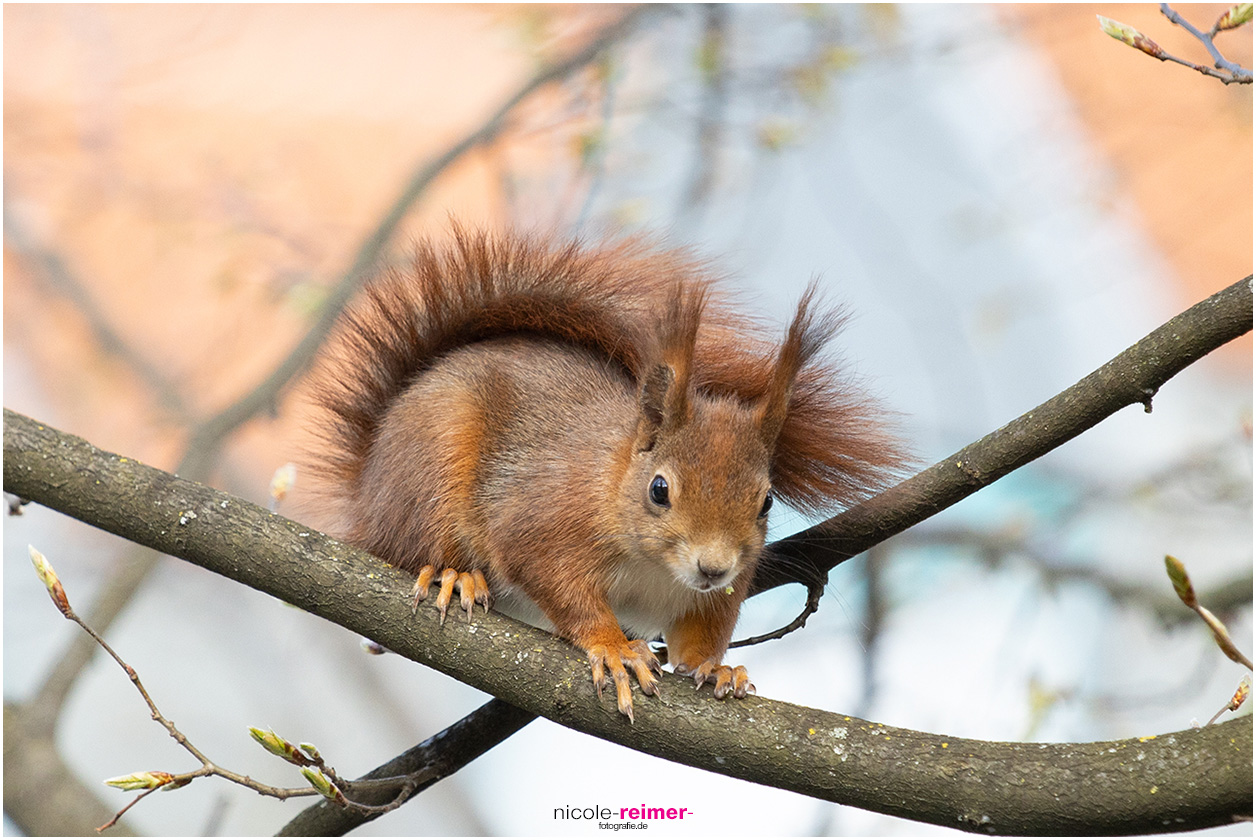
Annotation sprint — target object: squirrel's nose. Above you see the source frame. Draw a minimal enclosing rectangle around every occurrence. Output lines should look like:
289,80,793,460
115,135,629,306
696,557,734,582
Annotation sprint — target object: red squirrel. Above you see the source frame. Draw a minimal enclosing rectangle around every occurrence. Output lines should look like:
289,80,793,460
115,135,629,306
312,229,900,721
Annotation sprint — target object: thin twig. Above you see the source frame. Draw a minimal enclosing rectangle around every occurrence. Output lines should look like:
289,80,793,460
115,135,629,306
96,788,161,833
25,545,447,831
1099,7,1252,85
1161,3,1252,77
1206,675,1251,725
728,577,824,649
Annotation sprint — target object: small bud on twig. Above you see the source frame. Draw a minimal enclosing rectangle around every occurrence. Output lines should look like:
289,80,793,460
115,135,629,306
1214,3,1254,33
301,767,346,805
1098,15,1166,58
1206,674,1251,725
29,545,71,617
1164,555,1197,607
1227,674,1251,712
1166,555,1254,670
104,771,176,791
249,727,306,765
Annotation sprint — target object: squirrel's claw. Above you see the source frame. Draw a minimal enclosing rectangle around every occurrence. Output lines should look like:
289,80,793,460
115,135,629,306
676,660,755,700
412,566,492,624
471,569,491,610
435,569,459,624
457,572,477,619
587,640,661,723
411,565,437,611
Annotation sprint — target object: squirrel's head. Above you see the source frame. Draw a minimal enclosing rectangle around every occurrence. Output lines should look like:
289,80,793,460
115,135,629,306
619,284,825,594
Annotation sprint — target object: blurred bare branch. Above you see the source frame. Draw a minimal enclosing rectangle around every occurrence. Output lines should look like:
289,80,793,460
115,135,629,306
679,4,730,217
3,206,190,419
181,6,657,474
898,523,1252,622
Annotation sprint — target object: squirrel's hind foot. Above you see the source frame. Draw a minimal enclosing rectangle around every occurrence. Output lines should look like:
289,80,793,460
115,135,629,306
411,566,491,623
587,639,663,723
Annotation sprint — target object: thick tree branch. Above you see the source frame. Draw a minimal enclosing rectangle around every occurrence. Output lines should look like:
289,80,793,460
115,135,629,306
5,409,1251,835
756,276,1254,595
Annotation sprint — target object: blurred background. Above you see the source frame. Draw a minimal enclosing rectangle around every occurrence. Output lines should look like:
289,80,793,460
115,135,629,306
4,4,1251,836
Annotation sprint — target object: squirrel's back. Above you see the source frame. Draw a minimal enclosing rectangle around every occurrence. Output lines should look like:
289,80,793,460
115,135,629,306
312,228,899,527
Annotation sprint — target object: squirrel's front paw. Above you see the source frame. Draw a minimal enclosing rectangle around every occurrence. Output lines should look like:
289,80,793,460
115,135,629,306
586,639,662,723
411,565,490,623
674,659,755,700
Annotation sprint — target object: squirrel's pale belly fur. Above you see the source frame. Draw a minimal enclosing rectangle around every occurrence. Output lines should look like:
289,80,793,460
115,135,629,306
493,567,702,640
311,229,901,719
494,542,736,639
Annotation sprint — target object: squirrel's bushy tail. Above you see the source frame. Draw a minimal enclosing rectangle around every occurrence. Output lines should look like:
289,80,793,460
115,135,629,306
310,227,903,516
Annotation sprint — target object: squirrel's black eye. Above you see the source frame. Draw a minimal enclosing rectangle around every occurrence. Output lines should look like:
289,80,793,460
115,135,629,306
649,475,670,508
759,491,774,518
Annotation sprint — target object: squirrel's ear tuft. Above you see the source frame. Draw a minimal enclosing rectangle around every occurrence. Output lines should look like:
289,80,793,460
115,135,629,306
635,362,676,451
634,284,704,451
757,281,840,449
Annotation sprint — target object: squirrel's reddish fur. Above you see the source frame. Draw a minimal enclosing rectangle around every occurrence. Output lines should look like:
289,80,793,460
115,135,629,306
310,228,900,720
